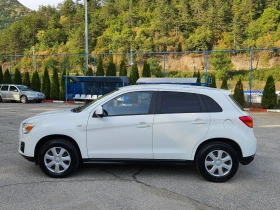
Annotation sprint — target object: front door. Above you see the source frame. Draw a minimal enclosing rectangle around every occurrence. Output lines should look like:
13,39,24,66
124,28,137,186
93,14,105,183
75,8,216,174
9,85,20,101
86,91,156,159
153,91,210,160
0,85,9,100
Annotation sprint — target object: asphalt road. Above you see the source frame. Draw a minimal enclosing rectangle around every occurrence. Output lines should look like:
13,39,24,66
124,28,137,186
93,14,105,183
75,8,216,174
0,103,279,210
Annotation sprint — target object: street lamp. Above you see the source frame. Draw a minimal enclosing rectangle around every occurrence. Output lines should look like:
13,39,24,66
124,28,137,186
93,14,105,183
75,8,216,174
84,0,89,74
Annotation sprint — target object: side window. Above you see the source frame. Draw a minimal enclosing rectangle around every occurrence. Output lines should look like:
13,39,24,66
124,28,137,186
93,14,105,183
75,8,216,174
200,94,223,112
103,91,153,116
1,85,9,91
9,86,18,92
161,91,201,114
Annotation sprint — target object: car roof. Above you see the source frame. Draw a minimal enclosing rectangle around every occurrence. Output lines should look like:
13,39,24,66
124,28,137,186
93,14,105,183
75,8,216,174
119,84,231,95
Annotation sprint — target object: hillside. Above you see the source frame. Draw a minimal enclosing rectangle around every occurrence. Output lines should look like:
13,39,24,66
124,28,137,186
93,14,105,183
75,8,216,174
0,0,30,31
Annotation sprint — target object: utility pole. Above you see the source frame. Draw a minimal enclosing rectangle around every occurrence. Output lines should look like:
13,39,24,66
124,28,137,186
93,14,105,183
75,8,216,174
84,0,89,74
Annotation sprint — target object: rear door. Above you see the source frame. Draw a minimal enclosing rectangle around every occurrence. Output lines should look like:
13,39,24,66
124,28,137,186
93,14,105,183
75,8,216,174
0,85,9,100
153,91,210,160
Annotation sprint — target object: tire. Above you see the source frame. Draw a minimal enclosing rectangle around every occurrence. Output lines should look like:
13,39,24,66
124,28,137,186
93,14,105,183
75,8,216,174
36,100,42,103
20,95,28,104
0,96,2,102
38,139,80,178
196,142,239,182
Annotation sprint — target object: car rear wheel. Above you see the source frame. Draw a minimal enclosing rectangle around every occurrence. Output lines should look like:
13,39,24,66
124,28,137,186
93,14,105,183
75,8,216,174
38,139,80,178
36,100,42,103
196,142,239,182
20,95,28,103
0,96,2,102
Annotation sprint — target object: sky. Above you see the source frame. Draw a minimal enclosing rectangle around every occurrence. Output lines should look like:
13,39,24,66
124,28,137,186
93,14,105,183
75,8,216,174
18,0,64,10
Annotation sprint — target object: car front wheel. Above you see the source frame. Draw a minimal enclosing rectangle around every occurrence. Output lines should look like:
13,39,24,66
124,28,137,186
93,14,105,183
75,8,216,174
38,140,80,178
196,142,239,182
20,95,28,103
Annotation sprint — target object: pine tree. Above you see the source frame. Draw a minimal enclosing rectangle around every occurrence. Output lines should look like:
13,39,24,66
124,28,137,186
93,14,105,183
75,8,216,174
60,68,66,100
13,68,22,85
3,69,11,84
22,72,31,87
142,61,151,77
31,71,41,92
210,74,217,88
193,71,197,78
233,78,245,107
197,70,201,83
220,77,228,90
96,57,104,76
0,66,3,84
119,60,127,76
106,61,116,76
130,63,139,85
262,75,277,109
42,68,51,100
86,67,94,76
51,68,60,100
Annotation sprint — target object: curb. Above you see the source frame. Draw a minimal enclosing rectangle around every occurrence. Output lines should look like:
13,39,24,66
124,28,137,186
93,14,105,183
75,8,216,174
43,100,84,104
244,108,280,113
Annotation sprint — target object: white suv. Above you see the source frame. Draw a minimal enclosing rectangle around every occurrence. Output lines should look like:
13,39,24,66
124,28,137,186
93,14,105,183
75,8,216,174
19,85,256,182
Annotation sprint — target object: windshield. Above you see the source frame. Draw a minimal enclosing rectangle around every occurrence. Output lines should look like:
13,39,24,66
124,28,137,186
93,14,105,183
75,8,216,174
71,89,119,113
17,85,32,91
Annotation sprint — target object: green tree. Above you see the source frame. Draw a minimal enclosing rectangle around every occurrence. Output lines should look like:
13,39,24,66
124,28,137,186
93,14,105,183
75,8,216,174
31,71,41,92
0,66,3,84
193,71,197,78
42,68,51,99
22,72,31,87
60,68,66,100
262,75,277,109
233,78,245,107
119,60,127,76
106,61,117,76
75,71,79,76
13,68,22,84
210,74,217,88
142,61,151,77
148,57,163,77
197,70,201,83
96,57,104,76
86,67,94,76
3,69,11,84
51,68,60,100
220,77,228,90
130,63,139,85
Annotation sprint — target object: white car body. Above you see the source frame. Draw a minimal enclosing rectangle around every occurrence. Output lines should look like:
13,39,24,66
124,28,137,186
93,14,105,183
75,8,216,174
19,85,256,181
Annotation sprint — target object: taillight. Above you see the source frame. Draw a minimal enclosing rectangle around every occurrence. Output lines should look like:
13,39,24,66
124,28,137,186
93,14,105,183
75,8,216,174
239,116,253,128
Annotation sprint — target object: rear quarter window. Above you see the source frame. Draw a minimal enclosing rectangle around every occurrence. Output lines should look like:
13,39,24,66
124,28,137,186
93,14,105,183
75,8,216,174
200,94,223,112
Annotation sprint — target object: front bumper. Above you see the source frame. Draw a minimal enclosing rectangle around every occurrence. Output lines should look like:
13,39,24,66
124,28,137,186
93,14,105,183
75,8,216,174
240,154,255,165
20,154,36,162
27,96,45,101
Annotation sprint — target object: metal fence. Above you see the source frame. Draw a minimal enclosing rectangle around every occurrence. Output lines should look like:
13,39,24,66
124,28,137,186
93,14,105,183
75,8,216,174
1,48,280,103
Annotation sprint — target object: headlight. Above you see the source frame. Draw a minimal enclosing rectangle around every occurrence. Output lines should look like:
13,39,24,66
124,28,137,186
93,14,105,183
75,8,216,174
22,123,35,134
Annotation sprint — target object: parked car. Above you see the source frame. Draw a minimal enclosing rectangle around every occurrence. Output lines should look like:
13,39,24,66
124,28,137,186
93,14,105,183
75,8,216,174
19,85,256,182
0,84,45,103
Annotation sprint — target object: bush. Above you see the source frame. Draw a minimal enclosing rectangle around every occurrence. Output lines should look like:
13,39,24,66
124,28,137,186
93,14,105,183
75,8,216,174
3,69,11,84
106,61,116,76
0,66,3,83
86,67,94,76
22,72,31,87
220,77,228,90
60,68,66,100
130,63,139,85
210,74,217,88
119,60,127,76
96,57,104,76
42,68,51,99
261,75,277,109
142,61,151,77
233,78,245,107
51,68,60,100
31,71,41,92
13,68,22,85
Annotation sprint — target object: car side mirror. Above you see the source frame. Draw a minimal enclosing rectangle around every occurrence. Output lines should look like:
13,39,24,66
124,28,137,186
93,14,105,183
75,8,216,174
94,106,103,118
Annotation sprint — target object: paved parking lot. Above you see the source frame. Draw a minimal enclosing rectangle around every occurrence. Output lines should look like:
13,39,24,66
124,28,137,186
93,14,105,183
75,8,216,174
0,103,279,210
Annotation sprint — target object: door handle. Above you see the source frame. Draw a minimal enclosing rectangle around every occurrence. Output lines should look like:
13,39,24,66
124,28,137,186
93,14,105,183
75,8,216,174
137,123,151,128
192,120,207,125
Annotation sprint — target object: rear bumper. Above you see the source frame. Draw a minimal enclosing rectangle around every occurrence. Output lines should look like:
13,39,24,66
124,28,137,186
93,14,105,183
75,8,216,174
240,154,255,165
